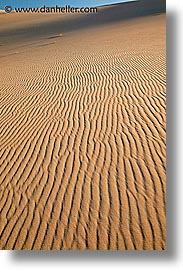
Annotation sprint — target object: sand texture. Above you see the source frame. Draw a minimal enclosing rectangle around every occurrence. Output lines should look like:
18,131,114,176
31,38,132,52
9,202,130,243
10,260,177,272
0,0,166,250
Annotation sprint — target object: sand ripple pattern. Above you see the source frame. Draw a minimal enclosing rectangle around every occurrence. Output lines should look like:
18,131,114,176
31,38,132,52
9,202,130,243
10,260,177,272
0,39,166,250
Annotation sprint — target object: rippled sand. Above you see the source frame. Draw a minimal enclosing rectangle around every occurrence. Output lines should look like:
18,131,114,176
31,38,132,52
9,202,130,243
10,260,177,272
0,0,166,250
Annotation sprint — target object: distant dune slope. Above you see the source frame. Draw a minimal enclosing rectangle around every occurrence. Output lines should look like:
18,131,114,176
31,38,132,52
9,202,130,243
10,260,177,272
0,0,166,47
0,1,166,250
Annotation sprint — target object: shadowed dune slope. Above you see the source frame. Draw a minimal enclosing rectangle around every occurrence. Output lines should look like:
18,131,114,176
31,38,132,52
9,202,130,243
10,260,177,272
0,0,165,47
0,1,166,250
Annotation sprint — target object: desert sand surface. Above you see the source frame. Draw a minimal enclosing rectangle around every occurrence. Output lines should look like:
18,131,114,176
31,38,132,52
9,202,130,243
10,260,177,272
0,0,166,250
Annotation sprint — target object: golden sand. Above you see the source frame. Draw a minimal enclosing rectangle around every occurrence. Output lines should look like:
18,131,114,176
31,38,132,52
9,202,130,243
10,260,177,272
0,1,166,250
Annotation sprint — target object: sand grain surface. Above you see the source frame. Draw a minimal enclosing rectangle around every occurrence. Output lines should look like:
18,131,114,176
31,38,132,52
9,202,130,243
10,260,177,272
0,1,166,250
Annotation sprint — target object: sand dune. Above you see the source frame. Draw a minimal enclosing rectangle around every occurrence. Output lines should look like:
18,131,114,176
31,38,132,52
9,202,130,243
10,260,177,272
0,0,166,250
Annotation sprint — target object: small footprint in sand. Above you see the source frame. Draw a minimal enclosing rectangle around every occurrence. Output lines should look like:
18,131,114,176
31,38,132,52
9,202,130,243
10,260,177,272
47,33,63,40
